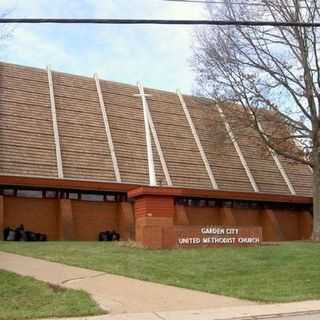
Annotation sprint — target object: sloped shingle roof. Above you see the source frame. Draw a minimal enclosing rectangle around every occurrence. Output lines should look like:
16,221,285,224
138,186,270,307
0,61,312,196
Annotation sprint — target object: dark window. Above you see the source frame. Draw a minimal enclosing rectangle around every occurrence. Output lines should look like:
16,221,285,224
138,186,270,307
199,199,207,207
208,200,216,207
45,190,57,199
190,199,201,206
105,194,116,202
69,192,79,200
175,198,187,205
17,190,42,199
3,189,15,196
81,193,104,202
223,200,233,208
233,201,249,209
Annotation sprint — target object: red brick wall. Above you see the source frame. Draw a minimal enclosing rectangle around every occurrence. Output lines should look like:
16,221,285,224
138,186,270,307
118,202,135,240
134,196,175,247
0,196,4,240
135,196,175,218
0,193,312,243
3,196,59,240
59,199,74,240
232,208,261,226
1,196,135,241
184,206,262,227
300,211,313,240
260,209,283,241
176,205,312,242
274,209,302,240
72,200,119,241
184,206,221,225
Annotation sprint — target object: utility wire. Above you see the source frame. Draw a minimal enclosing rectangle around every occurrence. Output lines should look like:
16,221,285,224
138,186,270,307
161,0,308,9
162,0,268,5
0,18,318,27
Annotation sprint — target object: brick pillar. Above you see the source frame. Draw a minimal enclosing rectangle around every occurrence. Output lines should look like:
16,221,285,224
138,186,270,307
300,211,313,240
220,207,236,225
261,208,283,241
118,202,135,240
0,196,4,240
134,195,175,249
58,199,74,240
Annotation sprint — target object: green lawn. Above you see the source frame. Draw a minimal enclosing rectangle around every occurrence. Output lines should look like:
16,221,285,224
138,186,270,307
0,269,105,320
0,242,319,303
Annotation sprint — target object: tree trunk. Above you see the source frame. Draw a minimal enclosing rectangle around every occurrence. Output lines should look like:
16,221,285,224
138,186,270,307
312,138,320,241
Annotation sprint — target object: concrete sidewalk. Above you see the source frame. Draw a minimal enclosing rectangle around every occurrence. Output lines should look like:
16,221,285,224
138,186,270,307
42,301,320,320
1,251,319,320
0,251,256,314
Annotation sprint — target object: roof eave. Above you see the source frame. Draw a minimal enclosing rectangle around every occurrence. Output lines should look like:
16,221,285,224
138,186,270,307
0,175,312,204
128,186,312,204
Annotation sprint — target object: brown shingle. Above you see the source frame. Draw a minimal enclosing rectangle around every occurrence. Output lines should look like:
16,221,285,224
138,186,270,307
0,61,312,196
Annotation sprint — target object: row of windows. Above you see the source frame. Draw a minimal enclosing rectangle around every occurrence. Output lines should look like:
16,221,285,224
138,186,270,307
175,197,311,211
175,198,261,208
0,188,127,202
0,188,311,210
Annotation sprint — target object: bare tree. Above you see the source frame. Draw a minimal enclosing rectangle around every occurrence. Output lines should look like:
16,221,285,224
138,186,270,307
192,0,320,240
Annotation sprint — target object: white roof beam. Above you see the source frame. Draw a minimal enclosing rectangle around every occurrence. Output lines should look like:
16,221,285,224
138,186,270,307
47,66,64,179
216,105,259,192
94,73,121,183
254,116,296,195
136,82,157,186
135,84,172,186
146,105,173,186
270,148,296,195
177,90,218,190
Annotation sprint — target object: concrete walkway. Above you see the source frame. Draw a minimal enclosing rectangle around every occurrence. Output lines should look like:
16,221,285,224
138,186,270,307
0,251,256,314
40,304,320,319
40,306,320,320
1,252,320,320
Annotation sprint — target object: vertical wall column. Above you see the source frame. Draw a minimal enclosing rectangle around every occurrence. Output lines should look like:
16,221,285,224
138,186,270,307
58,199,74,240
0,196,4,240
299,211,313,240
117,202,135,240
175,205,189,225
47,66,64,179
220,207,236,226
261,208,283,241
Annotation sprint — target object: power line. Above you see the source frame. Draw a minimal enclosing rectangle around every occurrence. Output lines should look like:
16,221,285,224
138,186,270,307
162,0,267,5
0,18,318,27
161,0,307,9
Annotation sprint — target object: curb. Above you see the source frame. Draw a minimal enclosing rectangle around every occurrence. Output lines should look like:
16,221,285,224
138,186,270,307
226,309,320,319
155,301,320,320
41,308,320,320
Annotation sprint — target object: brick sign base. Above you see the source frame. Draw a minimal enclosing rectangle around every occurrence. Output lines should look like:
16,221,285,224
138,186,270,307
175,225,262,248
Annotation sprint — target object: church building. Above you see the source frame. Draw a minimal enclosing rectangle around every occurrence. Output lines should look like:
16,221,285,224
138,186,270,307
0,62,313,248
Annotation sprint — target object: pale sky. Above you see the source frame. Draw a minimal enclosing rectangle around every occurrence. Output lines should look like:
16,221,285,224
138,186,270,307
0,0,207,94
